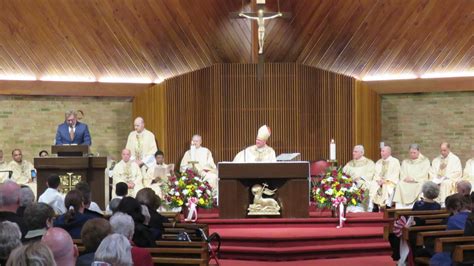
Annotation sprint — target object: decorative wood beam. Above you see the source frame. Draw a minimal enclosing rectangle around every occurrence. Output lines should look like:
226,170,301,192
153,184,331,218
0,80,152,97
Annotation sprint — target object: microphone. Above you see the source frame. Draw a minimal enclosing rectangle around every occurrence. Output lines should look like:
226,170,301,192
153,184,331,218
109,161,116,171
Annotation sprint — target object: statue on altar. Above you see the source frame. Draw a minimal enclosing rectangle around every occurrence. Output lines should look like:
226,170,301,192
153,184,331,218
248,183,280,215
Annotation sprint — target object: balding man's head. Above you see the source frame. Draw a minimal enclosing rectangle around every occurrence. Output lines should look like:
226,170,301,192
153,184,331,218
456,180,472,196
134,117,145,133
41,227,78,266
440,142,451,158
0,181,21,212
121,149,131,162
380,145,392,160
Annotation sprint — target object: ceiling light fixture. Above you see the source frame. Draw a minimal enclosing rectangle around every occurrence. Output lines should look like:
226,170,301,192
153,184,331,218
0,74,37,81
362,73,418,81
420,72,474,79
98,77,153,84
39,75,96,82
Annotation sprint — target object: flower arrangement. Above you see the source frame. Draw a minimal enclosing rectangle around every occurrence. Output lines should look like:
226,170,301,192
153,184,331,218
163,169,214,209
312,167,365,209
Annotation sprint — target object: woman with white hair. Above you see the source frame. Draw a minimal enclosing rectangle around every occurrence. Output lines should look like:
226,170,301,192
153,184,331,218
94,234,133,266
17,185,35,217
109,212,153,266
0,221,22,265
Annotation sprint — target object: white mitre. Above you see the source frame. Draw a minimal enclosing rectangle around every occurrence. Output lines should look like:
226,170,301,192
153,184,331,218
257,125,271,141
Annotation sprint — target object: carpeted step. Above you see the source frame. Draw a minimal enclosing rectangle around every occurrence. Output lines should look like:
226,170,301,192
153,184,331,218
219,255,395,266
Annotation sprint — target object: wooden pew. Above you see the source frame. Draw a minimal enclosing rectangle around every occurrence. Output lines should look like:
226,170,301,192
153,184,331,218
413,230,464,265
162,223,210,241
453,244,474,264
402,225,447,242
383,212,449,240
148,241,209,266
434,236,474,253
159,211,181,224
384,208,446,219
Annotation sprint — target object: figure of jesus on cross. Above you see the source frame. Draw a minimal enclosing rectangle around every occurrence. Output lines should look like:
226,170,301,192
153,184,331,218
239,9,282,54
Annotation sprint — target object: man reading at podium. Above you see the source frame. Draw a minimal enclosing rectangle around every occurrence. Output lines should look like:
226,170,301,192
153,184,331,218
55,110,92,145
145,150,174,198
180,135,218,191
125,117,158,170
112,149,143,197
233,125,276,163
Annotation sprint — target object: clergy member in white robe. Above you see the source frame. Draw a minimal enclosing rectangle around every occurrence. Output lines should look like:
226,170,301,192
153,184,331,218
343,145,375,189
463,151,474,188
233,125,277,163
125,117,158,170
8,149,37,198
393,144,430,209
180,135,218,191
145,150,174,198
0,149,10,182
368,145,400,211
429,142,462,204
112,149,143,197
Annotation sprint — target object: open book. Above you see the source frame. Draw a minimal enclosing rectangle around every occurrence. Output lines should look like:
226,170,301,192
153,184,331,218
152,164,175,182
276,153,301,161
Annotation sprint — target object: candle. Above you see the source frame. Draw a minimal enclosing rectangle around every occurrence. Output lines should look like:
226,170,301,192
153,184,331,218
330,139,336,161
380,142,385,149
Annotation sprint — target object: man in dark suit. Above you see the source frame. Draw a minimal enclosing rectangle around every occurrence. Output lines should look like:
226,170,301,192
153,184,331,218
55,110,92,145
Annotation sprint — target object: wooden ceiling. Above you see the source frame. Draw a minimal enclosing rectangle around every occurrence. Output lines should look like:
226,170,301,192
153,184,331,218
0,0,472,85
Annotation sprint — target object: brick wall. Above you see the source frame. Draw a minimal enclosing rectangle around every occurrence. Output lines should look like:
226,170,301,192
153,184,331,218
0,96,132,163
382,92,474,165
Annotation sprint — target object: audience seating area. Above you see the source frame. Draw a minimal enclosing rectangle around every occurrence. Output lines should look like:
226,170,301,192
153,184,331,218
383,208,474,265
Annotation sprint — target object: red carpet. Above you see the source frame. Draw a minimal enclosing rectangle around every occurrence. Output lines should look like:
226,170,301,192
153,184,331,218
190,208,393,262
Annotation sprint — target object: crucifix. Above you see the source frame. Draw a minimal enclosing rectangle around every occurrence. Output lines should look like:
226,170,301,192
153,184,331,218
233,0,289,80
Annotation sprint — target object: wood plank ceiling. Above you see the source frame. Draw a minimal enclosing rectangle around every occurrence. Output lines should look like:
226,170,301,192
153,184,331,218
0,0,472,83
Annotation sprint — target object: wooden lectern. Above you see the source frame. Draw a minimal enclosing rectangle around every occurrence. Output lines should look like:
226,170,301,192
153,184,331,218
218,162,310,219
34,145,107,209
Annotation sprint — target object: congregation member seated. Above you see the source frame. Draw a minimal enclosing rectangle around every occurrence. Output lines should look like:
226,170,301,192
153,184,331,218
41,227,79,266
456,180,472,196
136,188,169,237
108,198,122,215
463,192,474,236
6,241,55,266
445,193,471,230
116,197,156,247
0,181,28,237
106,182,128,213
0,221,22,265
389,181,441,261
23,203,55,242
38,175,66,215
93,234,134,266
17,185,35,217
110,212,153,266
53,190,98,238
75,181,103,215
77,218,112,266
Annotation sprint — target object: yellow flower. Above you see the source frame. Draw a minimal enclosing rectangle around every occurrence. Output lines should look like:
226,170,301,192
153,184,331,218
177,199,184,206
199,198,205,205
351,198,357,205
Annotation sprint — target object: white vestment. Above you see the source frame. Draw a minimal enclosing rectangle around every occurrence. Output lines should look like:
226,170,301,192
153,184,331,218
429,152,462,203
463,158,474,188
0,160,9,183
369,156,400,207
125,129,158,168
112,160,143,197
393,154,430,207
8,160,37,198
233,145,277,163
180,147,218,190
343,156,375,189
145,163,173,198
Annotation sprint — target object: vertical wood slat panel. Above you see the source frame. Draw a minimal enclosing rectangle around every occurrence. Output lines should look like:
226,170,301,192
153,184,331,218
133,63,380,166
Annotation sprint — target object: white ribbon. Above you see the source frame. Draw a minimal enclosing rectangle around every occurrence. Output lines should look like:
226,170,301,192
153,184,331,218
184,198,198,222
336,203,346,228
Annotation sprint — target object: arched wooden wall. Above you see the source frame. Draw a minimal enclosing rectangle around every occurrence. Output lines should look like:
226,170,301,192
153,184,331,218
133,63,380,165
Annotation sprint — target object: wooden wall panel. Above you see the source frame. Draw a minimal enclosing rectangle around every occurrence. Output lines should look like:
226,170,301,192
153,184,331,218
133,63,381,166
354,80,381,160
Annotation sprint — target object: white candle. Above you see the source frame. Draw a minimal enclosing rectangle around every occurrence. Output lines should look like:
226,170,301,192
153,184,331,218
190,145,196,161
330,139,336,160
